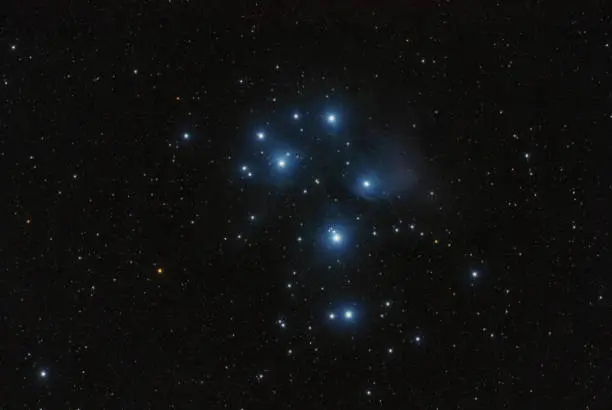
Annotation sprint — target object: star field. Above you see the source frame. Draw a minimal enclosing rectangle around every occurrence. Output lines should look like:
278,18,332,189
3,2,612,409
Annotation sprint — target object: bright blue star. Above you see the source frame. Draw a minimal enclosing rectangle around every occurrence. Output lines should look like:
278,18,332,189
256,131,265,140
327,114,336,123
266,148,302,185
318,219,353,253
183,133,190,140
353,175,384,201
329,227,342,244
293,112,300,120
471,270,479,278
327,304,358,327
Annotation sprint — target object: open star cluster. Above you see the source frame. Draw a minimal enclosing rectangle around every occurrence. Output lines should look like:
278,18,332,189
6,5,606,408
229,106,482,334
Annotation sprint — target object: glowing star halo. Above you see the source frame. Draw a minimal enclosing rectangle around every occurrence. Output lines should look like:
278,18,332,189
316,218,354,255
328,227,342,244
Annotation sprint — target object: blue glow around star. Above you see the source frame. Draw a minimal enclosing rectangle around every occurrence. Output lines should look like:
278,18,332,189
271,150,300,173
324,225,348,250
329,228,343,244
353,174,382,201
325,113,338,125
327,304,359,326
314,214,356,255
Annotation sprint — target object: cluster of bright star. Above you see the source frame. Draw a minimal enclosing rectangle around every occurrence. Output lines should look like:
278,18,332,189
174,105,482,365
328,227,342,244
228,107,483,330
328,309,353,320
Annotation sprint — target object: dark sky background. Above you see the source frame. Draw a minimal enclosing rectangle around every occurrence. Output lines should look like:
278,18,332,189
2,2,611,409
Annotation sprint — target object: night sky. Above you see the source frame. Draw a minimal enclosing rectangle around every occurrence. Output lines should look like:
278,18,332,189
3,2,612,409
